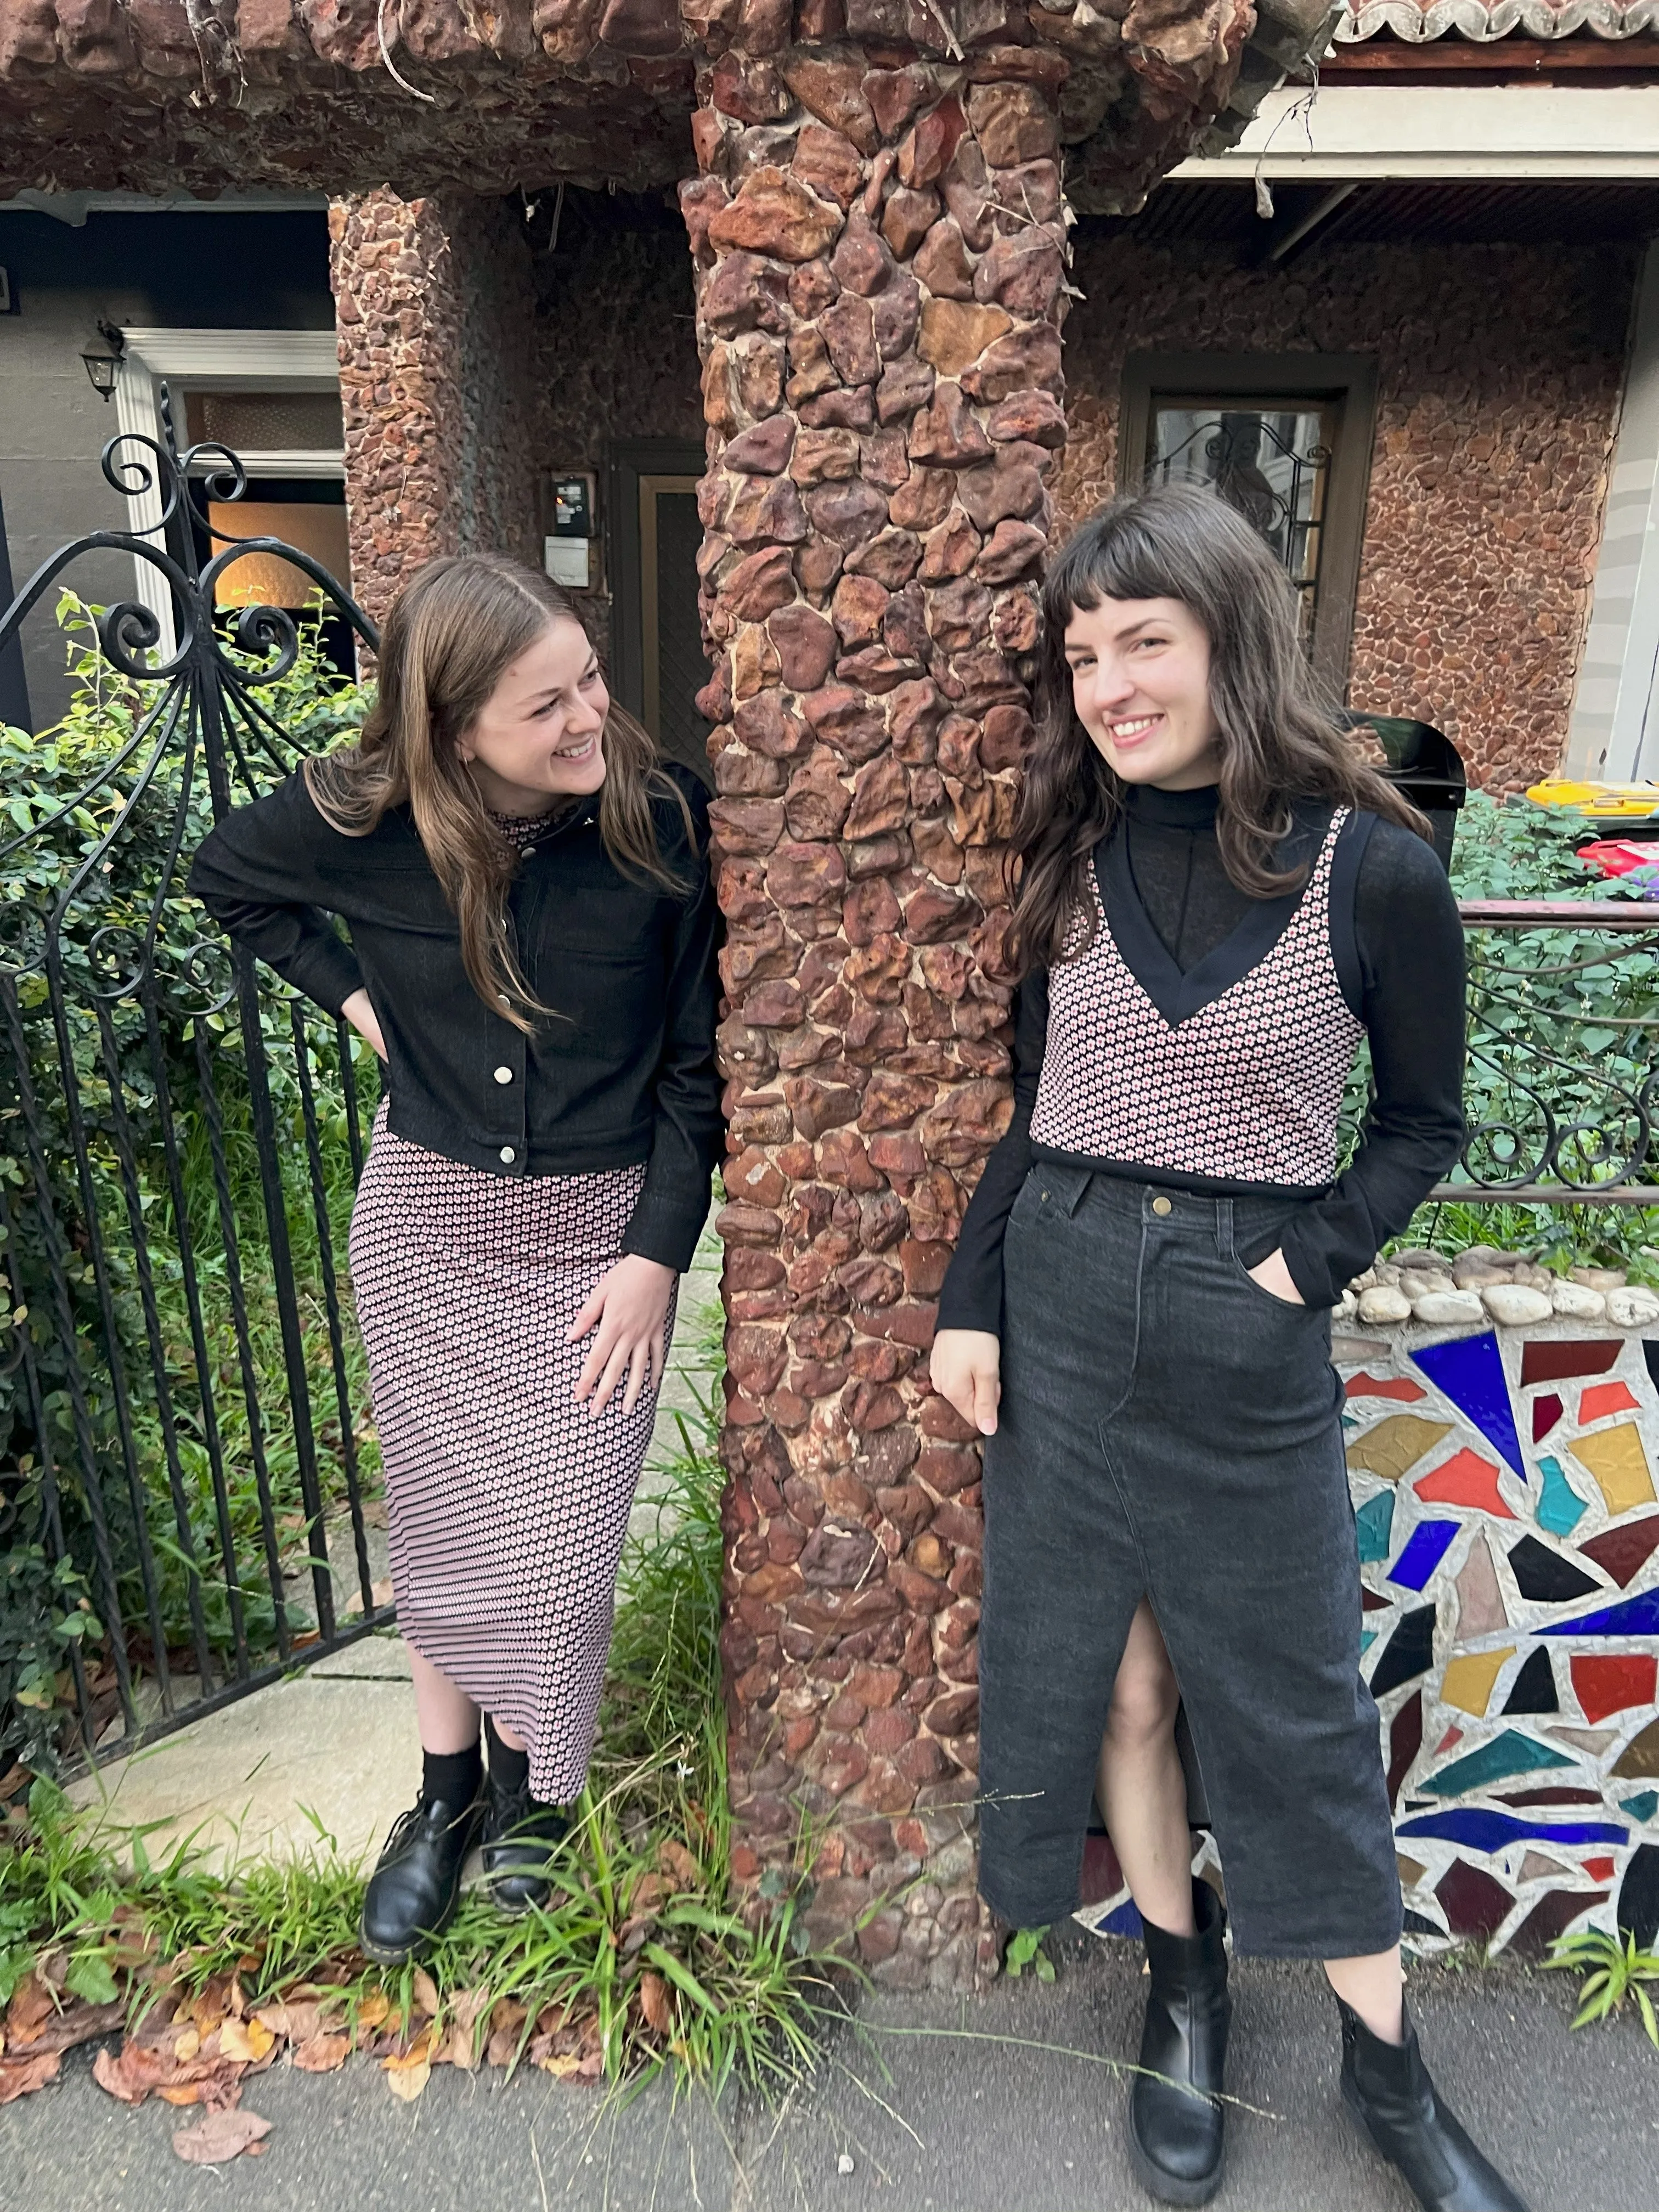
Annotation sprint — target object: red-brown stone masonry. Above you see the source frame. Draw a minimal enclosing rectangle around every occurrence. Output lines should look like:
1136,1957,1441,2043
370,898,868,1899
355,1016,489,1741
686,64,1069,1991
330,189,540,632
1057,234,1639,793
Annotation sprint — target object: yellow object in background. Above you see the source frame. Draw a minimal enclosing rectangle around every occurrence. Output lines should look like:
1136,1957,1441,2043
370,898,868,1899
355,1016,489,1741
1525,775,1659,819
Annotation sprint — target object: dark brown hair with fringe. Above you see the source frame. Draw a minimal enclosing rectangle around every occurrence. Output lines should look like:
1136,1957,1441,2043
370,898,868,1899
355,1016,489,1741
1011,484,1429,978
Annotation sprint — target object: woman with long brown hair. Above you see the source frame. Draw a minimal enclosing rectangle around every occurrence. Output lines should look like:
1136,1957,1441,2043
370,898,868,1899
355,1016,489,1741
931,488,1524,2211
190,553,720,1961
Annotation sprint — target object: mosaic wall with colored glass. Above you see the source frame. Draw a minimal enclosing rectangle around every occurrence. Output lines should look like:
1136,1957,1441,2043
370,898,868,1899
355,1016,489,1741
1076,1257,1659,1959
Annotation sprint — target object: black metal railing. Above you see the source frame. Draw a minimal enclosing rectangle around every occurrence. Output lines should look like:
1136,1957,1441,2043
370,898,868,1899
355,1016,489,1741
1,399,389,1776
1443,902,1659,1204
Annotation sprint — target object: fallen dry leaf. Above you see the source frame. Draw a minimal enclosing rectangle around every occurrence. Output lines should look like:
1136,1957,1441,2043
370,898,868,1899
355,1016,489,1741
411,1967,440,2021
629,1872,669,1917
5,1972,56,2047
292,2032,351,2074
171,2108,272,2165
637,1972,672,2036
173,2028,201,2064
0,2051,60,2103
156,2083,205,2107
433,1986,490,2070
656,1839,700,1890
383,2032,433,2103
218,2016,275,2065
538,2051,585,2079
20,1999,125,2058
355,1989,391,2032
255,1998,321,2043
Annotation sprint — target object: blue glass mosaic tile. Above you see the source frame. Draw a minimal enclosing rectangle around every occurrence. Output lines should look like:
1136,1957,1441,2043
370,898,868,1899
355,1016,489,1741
1422,1730,1570,1797
1620,1792,1659,1824
1539,1589,1659,1639
1098,1898,1144,1938
1397,1810,1628,1852
1361,1631,1378,1655
1389,1518,1460,1591
1536,1456,1589,1539
1355,1490,1395,1565
1411,1331,1525,1479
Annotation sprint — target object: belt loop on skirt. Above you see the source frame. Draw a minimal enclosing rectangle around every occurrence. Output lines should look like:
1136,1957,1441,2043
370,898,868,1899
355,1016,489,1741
1216,1194,1236,1261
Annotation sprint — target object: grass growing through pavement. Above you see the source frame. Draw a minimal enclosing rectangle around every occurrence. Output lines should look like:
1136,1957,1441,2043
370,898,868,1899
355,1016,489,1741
0,1322,839,2100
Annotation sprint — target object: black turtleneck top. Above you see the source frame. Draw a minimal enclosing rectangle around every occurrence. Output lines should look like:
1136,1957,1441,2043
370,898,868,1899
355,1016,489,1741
935,783,1467,1332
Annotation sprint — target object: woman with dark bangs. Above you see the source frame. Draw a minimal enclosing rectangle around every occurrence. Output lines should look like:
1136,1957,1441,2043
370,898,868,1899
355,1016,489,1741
191,554,720,1963
932,487,1523,2211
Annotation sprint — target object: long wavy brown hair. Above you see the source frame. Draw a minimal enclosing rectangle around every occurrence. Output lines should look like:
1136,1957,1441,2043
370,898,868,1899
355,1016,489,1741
306,554,693,1032
1010,484,1429,978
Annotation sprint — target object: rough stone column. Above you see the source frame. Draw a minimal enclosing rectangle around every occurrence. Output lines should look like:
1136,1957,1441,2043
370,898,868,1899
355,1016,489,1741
329,188,541,630
684,53,1065,1990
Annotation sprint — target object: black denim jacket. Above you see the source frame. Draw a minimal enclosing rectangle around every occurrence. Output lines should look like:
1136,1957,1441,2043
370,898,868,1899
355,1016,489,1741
188,762,722,1273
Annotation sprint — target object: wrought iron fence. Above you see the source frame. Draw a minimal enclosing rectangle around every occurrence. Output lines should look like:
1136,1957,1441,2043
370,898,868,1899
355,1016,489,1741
1440,902,1659,1205
1,399,391,1778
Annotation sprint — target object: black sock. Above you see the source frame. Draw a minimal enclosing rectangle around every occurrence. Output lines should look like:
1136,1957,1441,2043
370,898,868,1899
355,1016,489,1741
422,1740,482,1809
484,1716,531,1795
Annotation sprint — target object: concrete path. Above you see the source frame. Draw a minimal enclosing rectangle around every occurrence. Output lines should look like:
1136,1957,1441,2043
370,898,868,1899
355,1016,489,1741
6,1938,1656,2211
65,1234,725,1876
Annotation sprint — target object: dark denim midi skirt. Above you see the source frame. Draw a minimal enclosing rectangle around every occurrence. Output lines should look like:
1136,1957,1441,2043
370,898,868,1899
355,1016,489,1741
978,1161,1403,1960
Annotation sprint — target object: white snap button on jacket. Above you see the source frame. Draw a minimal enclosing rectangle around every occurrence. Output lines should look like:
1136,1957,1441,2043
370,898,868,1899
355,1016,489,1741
499,1146,516,1164
493,1066,513,1084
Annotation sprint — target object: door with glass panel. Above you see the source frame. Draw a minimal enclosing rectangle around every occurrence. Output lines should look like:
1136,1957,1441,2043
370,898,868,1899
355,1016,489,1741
1120,356,1378,696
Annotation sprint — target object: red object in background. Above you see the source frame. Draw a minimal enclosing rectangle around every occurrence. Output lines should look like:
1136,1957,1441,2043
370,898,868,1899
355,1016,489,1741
1581,1858,1617,1883
1579,1380,1640,1425
1577,838,1659,891
1570,1651,1658,1725
1345,1373,1427,1403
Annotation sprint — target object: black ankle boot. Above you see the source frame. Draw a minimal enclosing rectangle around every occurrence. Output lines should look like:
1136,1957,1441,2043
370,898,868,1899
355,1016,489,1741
481,1763,570,1915
358,1787,484,1965
1339,1999,1528,2212
1127,1880,1232,2207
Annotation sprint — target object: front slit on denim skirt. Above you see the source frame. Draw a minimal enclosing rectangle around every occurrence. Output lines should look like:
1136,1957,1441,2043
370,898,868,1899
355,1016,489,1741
977,1161,1403,1960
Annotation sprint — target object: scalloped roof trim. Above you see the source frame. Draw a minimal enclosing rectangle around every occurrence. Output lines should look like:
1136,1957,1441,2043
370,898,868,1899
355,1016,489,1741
1336,0,1659,38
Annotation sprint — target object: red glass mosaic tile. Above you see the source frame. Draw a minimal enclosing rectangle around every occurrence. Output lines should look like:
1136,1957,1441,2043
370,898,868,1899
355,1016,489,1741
1571,1651,1659,1725
1414,1448,1515,1519
1581,1857,1616,1883
1435,1859,1514,1941
1505,1887,1609,1961
1345,1373,1427,1403
1578,1380,1641,1426
1578,1515,1659,1589
1388,1691,1424,1809
1519,1341,1621,1387
1532,1392,1564,1443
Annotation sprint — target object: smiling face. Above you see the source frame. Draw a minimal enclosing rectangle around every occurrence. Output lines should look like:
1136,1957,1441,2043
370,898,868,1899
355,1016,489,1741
456,615,609,815
1063,594,1223,791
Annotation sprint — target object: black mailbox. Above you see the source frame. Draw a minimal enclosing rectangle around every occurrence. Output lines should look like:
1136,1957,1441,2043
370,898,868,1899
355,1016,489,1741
1341,712,1466,874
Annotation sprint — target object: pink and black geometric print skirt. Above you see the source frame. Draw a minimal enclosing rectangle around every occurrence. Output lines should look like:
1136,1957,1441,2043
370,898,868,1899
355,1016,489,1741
348,1102,675,1803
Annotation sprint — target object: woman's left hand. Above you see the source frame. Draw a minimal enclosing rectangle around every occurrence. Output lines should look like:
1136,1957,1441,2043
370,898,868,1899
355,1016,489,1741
1246,1248,1306,1306
568,1255,676,1416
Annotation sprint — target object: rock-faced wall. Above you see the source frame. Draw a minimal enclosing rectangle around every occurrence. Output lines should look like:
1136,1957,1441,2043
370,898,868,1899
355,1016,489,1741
330,190,541,630
1058,230,1637,793
686,57,1078,1990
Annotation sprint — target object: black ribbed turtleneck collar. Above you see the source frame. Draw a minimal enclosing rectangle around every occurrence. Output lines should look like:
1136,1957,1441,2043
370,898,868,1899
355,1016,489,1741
1120,782,1221,831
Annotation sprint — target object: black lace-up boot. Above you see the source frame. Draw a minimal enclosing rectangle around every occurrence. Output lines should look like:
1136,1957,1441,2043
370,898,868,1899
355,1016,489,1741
358,1772,484,1965
1339,1999,1528,2211
1127,1879,1232,2206
481,1718,569,1915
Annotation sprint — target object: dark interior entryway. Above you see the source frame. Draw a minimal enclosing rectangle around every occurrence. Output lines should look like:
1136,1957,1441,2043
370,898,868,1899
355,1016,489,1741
607,438,712,788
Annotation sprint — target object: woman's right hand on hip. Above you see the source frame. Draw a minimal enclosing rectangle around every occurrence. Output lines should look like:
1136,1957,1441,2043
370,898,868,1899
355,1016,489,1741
929,1328,1002,1438
341,988,387,1062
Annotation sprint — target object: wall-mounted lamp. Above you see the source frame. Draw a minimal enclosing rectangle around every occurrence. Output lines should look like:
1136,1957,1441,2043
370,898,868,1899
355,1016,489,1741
80,320,125,402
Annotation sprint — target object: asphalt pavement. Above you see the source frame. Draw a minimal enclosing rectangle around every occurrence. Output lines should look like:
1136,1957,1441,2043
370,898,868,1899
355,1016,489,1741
6,1935,1657,2212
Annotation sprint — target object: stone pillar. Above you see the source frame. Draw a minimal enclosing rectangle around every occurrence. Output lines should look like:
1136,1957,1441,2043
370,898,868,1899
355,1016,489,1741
684,53,1065,1990
329,188,541,630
